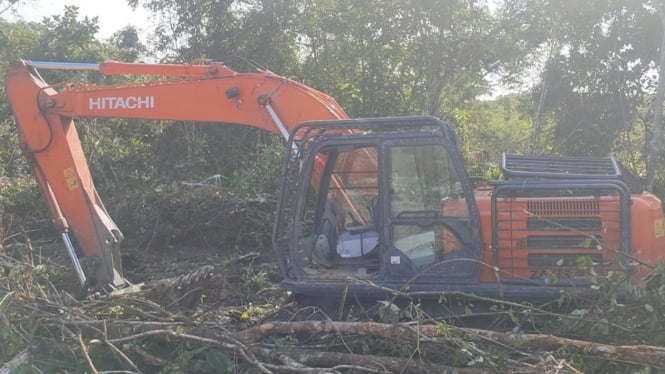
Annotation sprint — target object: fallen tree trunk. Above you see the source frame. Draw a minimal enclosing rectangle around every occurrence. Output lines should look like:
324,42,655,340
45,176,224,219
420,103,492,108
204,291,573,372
0,350,30,374
254,347,489,374
237,320,665,368
465,327,665,368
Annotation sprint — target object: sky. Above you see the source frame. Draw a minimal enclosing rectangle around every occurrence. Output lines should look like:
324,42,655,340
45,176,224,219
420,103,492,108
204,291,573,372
7,0,152,38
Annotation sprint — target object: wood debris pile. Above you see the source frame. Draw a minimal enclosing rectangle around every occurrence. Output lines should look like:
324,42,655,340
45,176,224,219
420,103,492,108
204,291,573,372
2,241,665,373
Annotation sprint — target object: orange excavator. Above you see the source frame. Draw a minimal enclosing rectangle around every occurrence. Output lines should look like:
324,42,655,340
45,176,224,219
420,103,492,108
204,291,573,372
5,59,665,304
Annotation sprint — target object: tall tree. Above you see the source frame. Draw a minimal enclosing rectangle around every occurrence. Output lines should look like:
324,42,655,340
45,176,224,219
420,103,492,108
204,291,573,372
108,26,147,62
508,0,663,159
403,0,501,117
0,6,107,176
294,0,526,120
646,0,665,192
294,0,413,117
126,0,229,60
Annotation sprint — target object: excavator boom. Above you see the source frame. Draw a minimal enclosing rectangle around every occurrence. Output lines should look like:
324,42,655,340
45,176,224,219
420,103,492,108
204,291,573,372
5,59,348,290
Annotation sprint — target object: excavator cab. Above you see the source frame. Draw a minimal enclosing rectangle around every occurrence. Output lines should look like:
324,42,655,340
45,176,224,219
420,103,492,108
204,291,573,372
273,116,483,299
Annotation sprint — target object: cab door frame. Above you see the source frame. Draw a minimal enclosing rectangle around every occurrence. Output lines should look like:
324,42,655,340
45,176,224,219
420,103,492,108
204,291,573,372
380,135,482,284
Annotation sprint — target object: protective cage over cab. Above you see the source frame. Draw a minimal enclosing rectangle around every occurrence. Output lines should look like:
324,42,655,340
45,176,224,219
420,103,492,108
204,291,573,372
272,116,484,300
273,116,665,304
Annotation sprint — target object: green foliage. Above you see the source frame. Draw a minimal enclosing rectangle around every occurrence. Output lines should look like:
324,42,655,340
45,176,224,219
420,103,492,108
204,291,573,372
108,26,147,62
293,0,512,118
455,97,533,178
0,292,23,363
507,0,663,158
242,264,269,293
274,334,298,347
545,257,665,367
0,177,47,228
36,6,102,62
435,320,455,338
229,136,284,197
377,299,401,326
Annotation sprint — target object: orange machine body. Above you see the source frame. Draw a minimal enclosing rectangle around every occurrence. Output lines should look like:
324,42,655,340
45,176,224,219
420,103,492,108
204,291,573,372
474,185,665,284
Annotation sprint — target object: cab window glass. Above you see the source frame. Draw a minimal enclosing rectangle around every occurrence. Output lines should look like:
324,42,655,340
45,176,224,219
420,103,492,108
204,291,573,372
389,144,467,217
389,144,467,268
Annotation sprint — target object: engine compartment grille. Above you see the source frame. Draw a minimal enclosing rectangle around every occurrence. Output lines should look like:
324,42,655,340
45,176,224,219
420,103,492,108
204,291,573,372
491,182,630,283
527,198,600,216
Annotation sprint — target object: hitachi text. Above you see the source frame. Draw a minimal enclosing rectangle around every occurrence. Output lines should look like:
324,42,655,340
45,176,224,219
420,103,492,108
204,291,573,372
89,96,155,110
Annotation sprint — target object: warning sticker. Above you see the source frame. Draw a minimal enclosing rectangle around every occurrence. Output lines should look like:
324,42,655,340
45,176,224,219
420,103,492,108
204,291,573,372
64,167,80,190
655,218,665,238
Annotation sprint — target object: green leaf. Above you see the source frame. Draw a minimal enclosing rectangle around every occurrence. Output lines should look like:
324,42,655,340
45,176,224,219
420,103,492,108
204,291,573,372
580,237,593,249
435,321,455,337
378,300,400,326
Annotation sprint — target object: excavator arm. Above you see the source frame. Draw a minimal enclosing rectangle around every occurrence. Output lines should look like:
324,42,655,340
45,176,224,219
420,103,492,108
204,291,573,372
5,59,349,290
